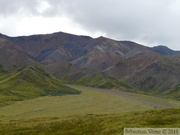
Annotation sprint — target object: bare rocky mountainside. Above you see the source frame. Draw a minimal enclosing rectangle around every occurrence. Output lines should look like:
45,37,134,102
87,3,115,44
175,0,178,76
0,32,180,99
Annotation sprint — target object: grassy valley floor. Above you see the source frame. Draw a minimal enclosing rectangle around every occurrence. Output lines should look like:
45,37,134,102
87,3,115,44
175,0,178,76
0,85,179,134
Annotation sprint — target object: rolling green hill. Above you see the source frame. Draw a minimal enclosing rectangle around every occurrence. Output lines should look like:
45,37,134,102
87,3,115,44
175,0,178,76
70,74,133,91
163,84,180,100
68,74,179,100
0,66,80,106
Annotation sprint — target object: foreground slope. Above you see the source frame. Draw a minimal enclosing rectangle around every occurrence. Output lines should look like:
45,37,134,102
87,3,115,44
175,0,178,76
0,108,179,134
0,66,80,106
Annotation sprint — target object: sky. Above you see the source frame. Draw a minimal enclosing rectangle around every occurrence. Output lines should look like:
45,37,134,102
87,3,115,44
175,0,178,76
0,0,180,50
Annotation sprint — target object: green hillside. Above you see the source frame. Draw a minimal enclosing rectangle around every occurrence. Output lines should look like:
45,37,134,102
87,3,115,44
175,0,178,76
0,108,179,135
69,73,180,100
163,84,180,100
0,66,80,106
71,74,133,91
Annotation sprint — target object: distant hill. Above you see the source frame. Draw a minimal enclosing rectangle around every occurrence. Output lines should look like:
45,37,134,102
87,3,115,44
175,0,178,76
0,31,179,99
0,66,80,106
70,74,133,92
152,45,180,55
104,53,180,99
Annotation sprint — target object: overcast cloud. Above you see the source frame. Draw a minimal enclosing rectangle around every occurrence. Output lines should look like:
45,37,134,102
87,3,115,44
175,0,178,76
0,0,180,50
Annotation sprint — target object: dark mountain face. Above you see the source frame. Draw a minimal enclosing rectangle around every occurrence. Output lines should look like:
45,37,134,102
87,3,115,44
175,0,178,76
0,31,179,98
11,32,92,63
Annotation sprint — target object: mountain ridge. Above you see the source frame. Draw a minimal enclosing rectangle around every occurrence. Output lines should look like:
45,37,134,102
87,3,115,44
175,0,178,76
0,31,179,99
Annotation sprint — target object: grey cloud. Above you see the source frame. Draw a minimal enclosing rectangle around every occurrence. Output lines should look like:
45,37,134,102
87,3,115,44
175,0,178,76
0,0,37,16
47,0,180,49
0,0,180,50
0,0,56,16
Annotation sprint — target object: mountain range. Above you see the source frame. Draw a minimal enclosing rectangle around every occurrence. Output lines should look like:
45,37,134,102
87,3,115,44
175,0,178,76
0,31,179,100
